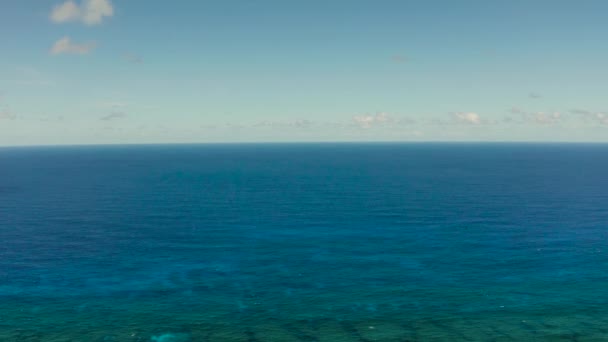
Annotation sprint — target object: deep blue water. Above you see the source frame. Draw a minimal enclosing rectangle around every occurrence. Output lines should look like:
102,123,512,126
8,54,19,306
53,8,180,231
1,143,608,341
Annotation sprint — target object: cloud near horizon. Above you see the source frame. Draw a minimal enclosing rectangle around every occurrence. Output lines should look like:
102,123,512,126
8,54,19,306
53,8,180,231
453,112,481,125
570,109,608,125
509,108,562,125
50,37,96,55
529,112,561,125
50,0,114,26
353,112,392,128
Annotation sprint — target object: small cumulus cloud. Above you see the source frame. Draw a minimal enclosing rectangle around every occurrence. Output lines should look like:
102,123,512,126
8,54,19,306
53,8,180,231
452,112,482,125
50,36,96,55
50,0,114,26
570,109,608,125
590,112,608,125
508,108,562,124
353,112,392,128
528,112,561,124
100,111,127,121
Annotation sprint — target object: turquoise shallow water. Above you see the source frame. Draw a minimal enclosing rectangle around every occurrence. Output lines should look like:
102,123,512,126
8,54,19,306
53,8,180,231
1,143,608,341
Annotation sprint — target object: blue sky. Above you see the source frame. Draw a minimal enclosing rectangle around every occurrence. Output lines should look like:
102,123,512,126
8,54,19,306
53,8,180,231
1,0,608,145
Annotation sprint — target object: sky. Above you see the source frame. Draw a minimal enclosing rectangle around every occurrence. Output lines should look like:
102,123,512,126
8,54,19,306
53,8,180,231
2,0,608,145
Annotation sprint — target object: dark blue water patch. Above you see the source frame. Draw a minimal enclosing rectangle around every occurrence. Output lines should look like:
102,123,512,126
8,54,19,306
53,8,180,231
1,143,608,340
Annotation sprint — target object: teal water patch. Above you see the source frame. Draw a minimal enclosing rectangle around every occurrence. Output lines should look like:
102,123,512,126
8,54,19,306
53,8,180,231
2,295,608,340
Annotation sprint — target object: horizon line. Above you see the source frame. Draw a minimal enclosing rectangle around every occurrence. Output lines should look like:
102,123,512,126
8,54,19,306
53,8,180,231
3,140,608,149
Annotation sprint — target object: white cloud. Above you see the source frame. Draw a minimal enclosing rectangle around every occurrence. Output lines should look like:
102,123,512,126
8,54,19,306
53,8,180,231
591,112,608,125
453,112,481,124
50,1,80,23
50,37,96,55
353,112,392,128
570,109,608,125
514,109,561,125
50,0,114,26
529,112,561,124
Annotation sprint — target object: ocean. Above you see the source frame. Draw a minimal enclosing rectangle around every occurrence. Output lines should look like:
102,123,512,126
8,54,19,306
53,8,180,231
1,143,608,341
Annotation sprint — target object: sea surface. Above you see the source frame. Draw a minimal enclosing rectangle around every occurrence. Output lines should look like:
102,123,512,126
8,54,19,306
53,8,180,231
1,143,608,341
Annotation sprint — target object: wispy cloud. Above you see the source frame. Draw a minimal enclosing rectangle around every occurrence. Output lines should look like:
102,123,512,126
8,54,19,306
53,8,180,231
452,112,482,124
570,109,608,125
50,36,96,55
50,0,114,26
353,112,392,128
528,92,542,99
511,108,562,124
527,112,561,124
588,112,608,125
100,111,127,121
